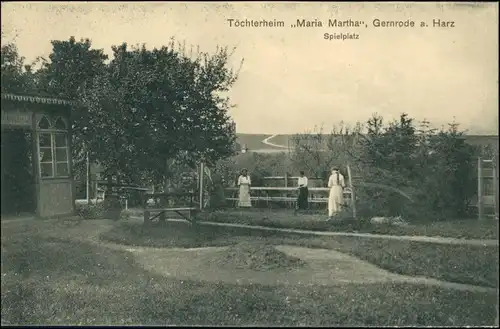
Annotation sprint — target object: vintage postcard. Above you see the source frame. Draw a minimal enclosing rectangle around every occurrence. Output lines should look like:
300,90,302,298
1,2,498,326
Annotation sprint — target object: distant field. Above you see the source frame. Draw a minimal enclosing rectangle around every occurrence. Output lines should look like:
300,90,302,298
235,134,276,151
235,133,499,152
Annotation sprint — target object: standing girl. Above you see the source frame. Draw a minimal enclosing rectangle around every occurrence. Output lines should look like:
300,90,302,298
237,169,252,208
296,170,309,211
328,167,345,219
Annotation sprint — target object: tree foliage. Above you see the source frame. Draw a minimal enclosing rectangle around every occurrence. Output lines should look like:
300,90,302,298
1,42,37,94
80,41,240,183
36,36,109,99
2,37,242,188
289,113,480,221
357,114,479,220
417,123,478,218
290,123,363,181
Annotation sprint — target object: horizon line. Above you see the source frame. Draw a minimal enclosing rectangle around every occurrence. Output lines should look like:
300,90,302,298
235,132,500,136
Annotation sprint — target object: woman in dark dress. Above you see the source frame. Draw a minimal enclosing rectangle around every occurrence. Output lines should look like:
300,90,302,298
296,170,309,211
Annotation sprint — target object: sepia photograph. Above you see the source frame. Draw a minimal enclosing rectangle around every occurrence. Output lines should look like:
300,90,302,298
1,1,498,326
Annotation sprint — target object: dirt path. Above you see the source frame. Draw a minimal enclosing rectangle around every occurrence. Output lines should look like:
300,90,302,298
193,220,499,247
31,218,497,294
117,243,497,293
4,218,496,295
261,134,290,149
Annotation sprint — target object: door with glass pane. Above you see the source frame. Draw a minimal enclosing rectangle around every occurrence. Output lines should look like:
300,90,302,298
36,114,74,217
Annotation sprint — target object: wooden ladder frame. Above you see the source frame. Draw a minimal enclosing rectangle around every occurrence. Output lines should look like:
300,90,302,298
477,157,499,220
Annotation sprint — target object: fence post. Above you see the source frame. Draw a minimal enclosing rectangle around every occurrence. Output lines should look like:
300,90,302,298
86,151,91,205
478,157,484,220
495,302,499,326
199,162,204,210
94,176,99,202
494,156,499,220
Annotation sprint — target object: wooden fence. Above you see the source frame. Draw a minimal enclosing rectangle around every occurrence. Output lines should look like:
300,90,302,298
258,176,326,188
225,186,353,209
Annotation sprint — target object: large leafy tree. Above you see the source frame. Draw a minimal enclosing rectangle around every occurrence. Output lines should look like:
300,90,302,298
16,36,241,188
1,42,38,94
79,41,241,185
356,113,419,217
360,113,418,181
36,36,109,99
418,123,478,218
356,113,477,220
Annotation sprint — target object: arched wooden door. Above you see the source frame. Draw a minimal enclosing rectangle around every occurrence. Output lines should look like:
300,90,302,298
34,114,74,217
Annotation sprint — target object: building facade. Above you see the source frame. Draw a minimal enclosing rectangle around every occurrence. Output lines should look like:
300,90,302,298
1,93,75,218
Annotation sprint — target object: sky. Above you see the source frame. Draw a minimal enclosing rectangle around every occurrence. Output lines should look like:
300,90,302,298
1,2,498,135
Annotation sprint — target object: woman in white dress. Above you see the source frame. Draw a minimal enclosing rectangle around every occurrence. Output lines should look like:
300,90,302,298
328,167,345,219
237,169,252,208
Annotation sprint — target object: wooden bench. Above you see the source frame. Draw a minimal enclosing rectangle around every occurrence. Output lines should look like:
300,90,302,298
141,191,199,225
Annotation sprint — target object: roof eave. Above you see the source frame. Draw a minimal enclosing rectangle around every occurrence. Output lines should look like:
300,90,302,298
1,93,77,106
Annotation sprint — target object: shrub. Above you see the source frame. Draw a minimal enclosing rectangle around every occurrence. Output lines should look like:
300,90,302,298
75,203,105,220
120,209,132,220
350,115,479,222
285,115,485,222
76,203,132,220
417,125,478,219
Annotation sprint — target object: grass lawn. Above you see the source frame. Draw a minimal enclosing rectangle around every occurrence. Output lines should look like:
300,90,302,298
102,221,499,288
197,209,499,240
2,219,498,326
